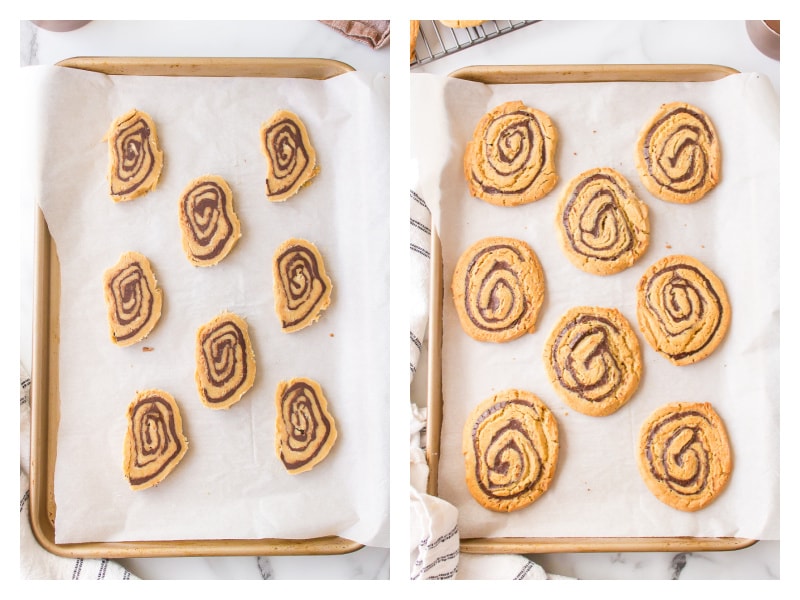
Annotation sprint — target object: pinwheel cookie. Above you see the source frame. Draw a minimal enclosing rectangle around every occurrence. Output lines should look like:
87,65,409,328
635,102,721,204
636,254,731,366
275,377,338,474
195,312,256,410
637,402,732,511
463,389,559,512
123,389,188,491
439,20,486,28
260,109,319,201
103,251,163,346
543,306,642,417
464,100,558,206
557,167,650,275
451,236,545,343
106,109,164,202
273,238,333,332
178,175,241,266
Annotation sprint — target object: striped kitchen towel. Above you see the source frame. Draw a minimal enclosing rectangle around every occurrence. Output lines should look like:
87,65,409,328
410,188,432,380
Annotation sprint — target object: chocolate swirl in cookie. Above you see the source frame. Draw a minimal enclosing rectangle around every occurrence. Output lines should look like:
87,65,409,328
123,389,188,491
261,110,318,202
103,251,163,346
179,175,241,266
195,312,256,410
273,238,332,332
107,109,164,202
275,378,337,474
464,101,558,206
638,402,732,511
558,168,650,275
451,237,545,343
463,390,559,512
544,306,641,417
636,255,730,366
636,102,720,204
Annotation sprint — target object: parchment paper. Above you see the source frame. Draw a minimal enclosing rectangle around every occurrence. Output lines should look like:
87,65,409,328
411,71,779,540
25,65,389,547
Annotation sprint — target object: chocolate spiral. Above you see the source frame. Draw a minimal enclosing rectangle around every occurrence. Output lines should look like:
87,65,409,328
108,109,163,201
273,239,332,332
637,255,729,365
639,402,731,511
195,312,255,409
275,378,337,474
104,252,162,346
124,390,188,491
179,175,240,266
464,390,558,512
638,103,720,203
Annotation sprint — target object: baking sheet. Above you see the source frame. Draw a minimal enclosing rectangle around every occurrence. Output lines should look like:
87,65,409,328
25,60,389,551
411,67,779,543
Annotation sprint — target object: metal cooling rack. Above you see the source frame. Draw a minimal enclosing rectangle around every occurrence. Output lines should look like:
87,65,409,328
411,20,539,68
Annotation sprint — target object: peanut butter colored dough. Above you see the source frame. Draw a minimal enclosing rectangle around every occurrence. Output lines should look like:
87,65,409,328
178,175,241,267
106,108,164,202
260,109,319,202
273,238,333,332
103,251,163,347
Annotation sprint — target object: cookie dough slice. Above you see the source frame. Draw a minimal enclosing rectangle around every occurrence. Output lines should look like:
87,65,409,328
106,109,164,202
103,251,163,346
273,238,332,332
557,167,650,275
637,402,732,511
463,389,559,512
635,102,721,204
464,100,558,206
451,236,545,343
260,109,319,202
179,175,241,266
123,389,188,491
275,377,338,474
195,311,256,410
636,254,730,366
543,306,642,417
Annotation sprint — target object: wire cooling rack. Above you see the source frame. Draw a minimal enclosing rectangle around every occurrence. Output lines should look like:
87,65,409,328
411,20,539,67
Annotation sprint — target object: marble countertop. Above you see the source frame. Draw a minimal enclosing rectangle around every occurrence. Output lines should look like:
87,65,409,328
20,19,779,581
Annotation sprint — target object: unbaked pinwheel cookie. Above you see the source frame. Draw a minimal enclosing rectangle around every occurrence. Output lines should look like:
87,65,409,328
123,389,188,491
260,109,319,202
463,389,559,512
272,238,333,332
635,102,721,204
103,251,163,347
178,175,241,266
637,402,732,511
106,109,164,202
543,306,642,417
275,377,338,474
636,254,731,366
195,311,256,410
557,167,650,275
464,100,558,206
451,237,545,343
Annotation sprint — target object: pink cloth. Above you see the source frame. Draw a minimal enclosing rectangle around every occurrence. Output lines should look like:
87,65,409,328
320,20,390,49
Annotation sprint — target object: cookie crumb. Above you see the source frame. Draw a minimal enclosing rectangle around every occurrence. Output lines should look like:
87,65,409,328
665,244,672,249
142,346,153,352
329,333,335,337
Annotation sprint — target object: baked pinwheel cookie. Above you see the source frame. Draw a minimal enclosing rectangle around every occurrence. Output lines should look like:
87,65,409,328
636,254,731,366
103,251,163,347
464,100,558,206
178,175,241,266
260,109,319,202
543,306,642,417
557,167,650,275
272,238,333,332
637,402,732,511
439,20,486,28
635,102,721,204
410,20,419,62
275,377,338,474
451,237,545,343
463,389,559,512
106,109,164,202
195,312,256,410
123,389,188,491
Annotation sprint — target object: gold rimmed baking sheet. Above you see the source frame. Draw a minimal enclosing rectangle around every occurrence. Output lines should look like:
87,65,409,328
426,64,757,554
29,56,362,559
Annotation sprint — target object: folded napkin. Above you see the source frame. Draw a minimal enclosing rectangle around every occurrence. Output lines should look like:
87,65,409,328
320,20,390,49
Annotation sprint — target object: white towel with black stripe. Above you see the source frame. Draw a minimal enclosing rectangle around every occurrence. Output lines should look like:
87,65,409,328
409,187,432,380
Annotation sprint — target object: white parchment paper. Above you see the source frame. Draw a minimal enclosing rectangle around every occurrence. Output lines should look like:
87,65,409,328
411,72,779,540
25,65,389,546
